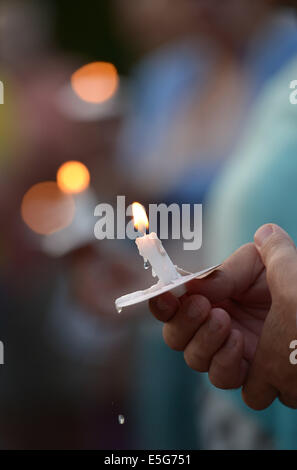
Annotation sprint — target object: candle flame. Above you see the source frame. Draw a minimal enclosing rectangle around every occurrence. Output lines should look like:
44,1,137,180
132,202,149,234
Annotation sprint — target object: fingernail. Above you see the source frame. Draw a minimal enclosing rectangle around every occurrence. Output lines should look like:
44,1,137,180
157,296,170,311
254,224,273,247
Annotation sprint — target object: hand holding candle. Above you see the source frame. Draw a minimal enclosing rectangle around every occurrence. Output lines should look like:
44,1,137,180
115,202,220,313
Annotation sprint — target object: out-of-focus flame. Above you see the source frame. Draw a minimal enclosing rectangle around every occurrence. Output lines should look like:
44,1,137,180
21,182,75,235
57,161,90,194
132,202,149,235
71,62,119,104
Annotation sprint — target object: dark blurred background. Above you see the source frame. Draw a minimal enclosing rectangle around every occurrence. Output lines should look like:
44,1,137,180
1,0,297,450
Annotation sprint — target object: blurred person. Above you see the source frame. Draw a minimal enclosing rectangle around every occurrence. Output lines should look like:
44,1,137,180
114,0,297,450
114,0,297,270
0,0,144,449
199,0,297,450
114,0,277,202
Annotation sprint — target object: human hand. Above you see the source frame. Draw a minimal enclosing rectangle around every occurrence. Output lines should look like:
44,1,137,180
149,240,271,390
150,223,297,410
69,244,145,319
242,224,297,409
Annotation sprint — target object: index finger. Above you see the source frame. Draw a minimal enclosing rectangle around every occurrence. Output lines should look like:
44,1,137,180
149,291,181,322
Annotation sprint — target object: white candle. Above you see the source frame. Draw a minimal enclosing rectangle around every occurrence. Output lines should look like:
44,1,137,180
136,232,180,283
133,202,180,284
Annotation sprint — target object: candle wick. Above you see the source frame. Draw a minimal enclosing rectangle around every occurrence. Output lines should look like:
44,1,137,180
138,227,147,236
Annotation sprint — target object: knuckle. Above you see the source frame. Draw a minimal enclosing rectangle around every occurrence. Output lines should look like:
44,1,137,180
266,253,281,285
210,308,231,334
270,284,297,316
162,324,183,351
187,295,210,320
211,347,239,370
184,348,208,372
266,246,297,295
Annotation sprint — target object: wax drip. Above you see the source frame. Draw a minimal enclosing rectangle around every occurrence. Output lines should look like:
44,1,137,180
118,414,125,425
144,260,150,270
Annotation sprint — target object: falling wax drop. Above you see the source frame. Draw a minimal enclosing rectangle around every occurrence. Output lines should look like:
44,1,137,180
116,305,122,314
144,260,150,270
118,414,125,425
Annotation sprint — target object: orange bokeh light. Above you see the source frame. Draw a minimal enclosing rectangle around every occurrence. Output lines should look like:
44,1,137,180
71,62,119,104
57,161,90,194
132,202,149,234
21,182,75,235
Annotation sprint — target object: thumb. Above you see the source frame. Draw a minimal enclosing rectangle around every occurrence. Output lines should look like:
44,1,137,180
254,224,297,297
